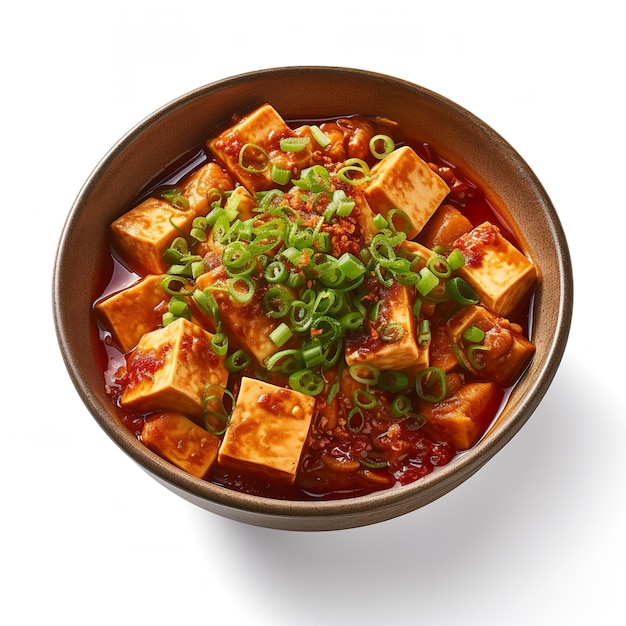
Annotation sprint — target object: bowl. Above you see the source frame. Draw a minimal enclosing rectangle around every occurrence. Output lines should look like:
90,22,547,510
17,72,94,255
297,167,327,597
53,66,573,531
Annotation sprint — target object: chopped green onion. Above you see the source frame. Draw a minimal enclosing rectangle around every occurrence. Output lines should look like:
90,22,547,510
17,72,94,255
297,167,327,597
263,285,293,318
279,136,310,152
446,277,480,305
427,254,452,279
386,208,412,235
352,388,376,410
310,125,330,148
418,319,431,347
467,344,490,369
346,406,365,433
339,311,365,330
377,370,409,393
348,363,380,386
415,367,448,403
336,252,366,280
211,331,229,356
337,158,371,185
463,325,485,343
416,267,439,296
238,143,269,173
264,260,289,284
390,395,411,418
369,134,395,159
269,322,293,348
271,164,292,185
225,349,252,372
160,187,189,209
373,213,388,230
228,276,255,304
446,248,465,270
289,368,324,395
202,386,235,435
380,322,405,342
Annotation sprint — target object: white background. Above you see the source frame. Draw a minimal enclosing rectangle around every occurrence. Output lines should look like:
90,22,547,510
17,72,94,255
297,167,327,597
2,1,623,624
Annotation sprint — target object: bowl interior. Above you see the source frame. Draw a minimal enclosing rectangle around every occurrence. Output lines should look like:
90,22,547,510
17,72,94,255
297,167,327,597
53,66,573,530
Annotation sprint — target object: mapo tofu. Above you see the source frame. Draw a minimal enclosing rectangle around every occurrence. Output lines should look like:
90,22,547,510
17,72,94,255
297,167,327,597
94,103,538,500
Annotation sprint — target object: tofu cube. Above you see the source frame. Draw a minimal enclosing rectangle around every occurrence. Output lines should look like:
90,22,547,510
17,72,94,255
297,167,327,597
363,146,450,239
448,304,535,386
345,281,428,371
207,103,313,193
418,204,473,249
195,267,282,367
121,317,228,418
179,162,234,216
419,381,501,450
453,222,537,317
94,274,167,353
110,197,195,275
141,411,220,478
218,377,316,484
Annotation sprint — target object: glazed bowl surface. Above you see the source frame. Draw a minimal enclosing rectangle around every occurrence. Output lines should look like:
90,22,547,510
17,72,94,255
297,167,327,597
53,66,572,531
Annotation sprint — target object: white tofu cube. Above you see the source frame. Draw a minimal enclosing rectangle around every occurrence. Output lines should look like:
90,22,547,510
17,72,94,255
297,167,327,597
218,377,316,483
110,197,195,275
363,146,450,239
121,317,229,418
453,222,537,317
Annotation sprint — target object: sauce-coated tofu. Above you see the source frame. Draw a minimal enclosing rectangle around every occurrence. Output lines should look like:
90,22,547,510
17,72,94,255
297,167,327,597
447,304,535,387
419,381,501,450
218,377,316,484
94,274,167,353
363,146,450,239
418,204,473,249
208,104,313,193
179,162,235,216
121,317,228,418
195,266,281,367
345,281,427,371
453,222,537,317
110,197,195,275
141,411,220,478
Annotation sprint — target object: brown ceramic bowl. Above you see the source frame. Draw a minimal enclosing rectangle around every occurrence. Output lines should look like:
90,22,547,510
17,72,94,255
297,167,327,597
53,67,573,531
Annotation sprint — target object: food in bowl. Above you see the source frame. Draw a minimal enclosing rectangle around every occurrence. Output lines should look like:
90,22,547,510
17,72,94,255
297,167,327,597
93,102,538,501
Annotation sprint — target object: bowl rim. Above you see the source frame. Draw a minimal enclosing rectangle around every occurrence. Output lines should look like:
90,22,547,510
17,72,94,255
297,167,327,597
53,65,574,527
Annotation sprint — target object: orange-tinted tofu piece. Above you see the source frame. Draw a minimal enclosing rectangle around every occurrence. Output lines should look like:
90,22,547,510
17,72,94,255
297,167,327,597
218,377,316,484
363,146,450,239
207,103,313,193
453,222,537,317
179,162,235,216
121,317,228,418
419,381,501,450
94,274,168,353
448,305,535,386
110,197,195,275
418,204,473,249
141,411,220,478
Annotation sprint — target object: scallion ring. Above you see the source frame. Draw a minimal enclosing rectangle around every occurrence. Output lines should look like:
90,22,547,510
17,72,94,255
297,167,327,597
238,143,269,173
415,367,448,403
369,134,395,159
